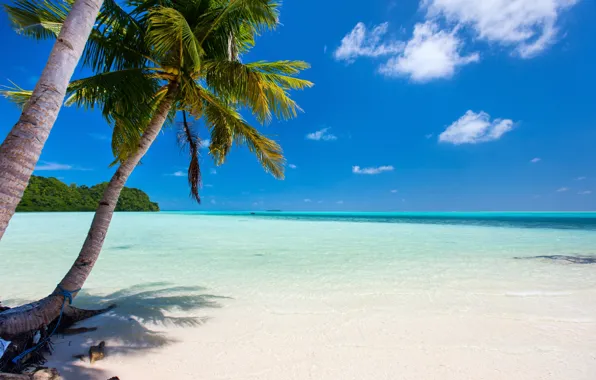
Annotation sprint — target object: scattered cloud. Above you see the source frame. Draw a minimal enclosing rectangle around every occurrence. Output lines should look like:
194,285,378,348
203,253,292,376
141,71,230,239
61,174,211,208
530,157,541,163
390,189,398,193
556,187,569,192
200,139,210,149
288,164,298,169
578,190,592,195
306,127,337,141
35,162,73,171
304,198,312,203
88,133,108,140
379,21,479,81
352,165,395,175
425,133,434,139
576,176,587,180
334,22,404,63
35,161,90,171
210,199,216,204
336,200,344,204
317,200,324,204
334,1,577,82
439,110,515,144
209,168,217,174
422,0,578,58
323,45,328,53
168,171,185,177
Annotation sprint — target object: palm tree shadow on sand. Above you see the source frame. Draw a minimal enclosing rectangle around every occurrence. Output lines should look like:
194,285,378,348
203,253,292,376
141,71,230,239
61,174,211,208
44,282,230,380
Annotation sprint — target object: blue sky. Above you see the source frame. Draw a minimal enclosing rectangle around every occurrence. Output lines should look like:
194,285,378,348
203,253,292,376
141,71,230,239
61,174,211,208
1,0,596,211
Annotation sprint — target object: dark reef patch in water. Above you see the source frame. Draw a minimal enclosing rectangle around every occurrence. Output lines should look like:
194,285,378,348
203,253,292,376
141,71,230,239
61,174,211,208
514,255,596,264
110,245,134,250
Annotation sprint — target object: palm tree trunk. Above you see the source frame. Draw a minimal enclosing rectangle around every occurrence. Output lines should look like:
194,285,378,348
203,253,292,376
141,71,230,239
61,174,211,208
0,0,104,241
0,83,178,340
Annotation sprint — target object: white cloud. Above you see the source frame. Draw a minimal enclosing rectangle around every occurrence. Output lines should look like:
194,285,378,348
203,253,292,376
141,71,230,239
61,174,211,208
169,171,185,177
35,161,90,171
576,176,587,180
334,22,404,62
210,168,217,174
439,110,515,144
323,45,328,53
531,157,541,163
556,187,569,192
379,21,479,81
200,139,210,149
304,198,312,203
422,0,578,58
336,200,344,204
288,164,297,169
306,128,337,141
391,189,398,193
352,165,395,175
35,162,73,171
578,190,592,195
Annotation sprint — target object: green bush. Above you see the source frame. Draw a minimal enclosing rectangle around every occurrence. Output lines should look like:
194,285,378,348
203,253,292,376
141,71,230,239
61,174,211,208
17,176,159,212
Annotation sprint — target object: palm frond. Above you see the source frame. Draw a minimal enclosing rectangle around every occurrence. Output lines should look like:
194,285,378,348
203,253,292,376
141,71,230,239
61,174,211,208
83,0,150,72
0,81,33,108
197,0,279,44
203,59,312,123
65,68,159,117
3,0,71,39
177,111,202,202
178,76,204,118
147,6,202,72
201,88,285,178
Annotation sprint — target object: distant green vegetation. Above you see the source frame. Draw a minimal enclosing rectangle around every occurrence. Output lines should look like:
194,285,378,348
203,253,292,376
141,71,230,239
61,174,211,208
17,176,159,212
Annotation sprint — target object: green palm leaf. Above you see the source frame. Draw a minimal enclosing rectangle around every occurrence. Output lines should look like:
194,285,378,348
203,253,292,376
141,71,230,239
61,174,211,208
0,81,33,108
3,0,71,39
201,87,285,178
203,59,312,123
147,6,203,72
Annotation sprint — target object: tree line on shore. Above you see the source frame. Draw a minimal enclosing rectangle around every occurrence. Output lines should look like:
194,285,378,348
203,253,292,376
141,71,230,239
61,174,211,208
17,175,159,212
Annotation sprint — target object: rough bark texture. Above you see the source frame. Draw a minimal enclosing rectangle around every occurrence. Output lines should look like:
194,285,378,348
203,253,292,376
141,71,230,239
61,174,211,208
0,84,179,339
0,0,104,240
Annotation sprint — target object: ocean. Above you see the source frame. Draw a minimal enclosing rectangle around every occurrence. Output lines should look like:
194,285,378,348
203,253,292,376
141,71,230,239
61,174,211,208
1,212,595,379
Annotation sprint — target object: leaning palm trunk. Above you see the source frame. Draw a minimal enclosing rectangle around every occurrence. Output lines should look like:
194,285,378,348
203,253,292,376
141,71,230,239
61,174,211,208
0,84,178,339
0,0,104,241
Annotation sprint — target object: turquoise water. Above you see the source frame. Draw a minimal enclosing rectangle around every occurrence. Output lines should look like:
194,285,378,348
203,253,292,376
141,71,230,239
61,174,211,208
2,211,595,299
169,211,596,229
1,212,596,379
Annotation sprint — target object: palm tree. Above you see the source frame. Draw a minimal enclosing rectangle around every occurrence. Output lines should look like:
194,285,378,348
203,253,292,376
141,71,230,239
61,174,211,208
0,0,107,240
0,0,311,338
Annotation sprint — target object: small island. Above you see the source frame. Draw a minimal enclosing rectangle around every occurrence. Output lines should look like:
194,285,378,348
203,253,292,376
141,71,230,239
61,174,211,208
17,176,159,212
